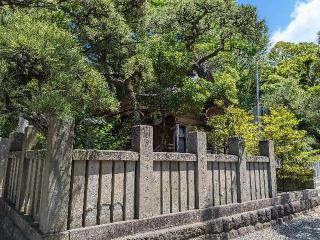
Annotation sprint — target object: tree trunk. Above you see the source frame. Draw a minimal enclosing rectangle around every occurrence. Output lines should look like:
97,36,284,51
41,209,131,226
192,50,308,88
126,80,141,125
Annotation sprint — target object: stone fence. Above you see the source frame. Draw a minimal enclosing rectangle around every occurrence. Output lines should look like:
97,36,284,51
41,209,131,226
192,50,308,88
0,118,277,238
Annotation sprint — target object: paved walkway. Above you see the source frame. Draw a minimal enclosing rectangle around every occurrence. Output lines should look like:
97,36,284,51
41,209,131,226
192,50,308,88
237,208,320,240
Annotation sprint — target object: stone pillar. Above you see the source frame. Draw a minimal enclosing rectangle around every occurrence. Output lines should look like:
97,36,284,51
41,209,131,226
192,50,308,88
228,137,249,203
132,125,155,219
259,140,277,198
187,131,208,209
2,132,25,198
39,118,75,234
16,117,29,133
314,162,320,190
15,126,38,210
0,138,9,197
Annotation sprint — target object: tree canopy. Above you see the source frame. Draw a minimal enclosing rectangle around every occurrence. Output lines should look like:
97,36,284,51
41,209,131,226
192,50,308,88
0,0,267,132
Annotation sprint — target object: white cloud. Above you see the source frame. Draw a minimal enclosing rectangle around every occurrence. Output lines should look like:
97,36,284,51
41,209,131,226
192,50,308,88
271,0,320,44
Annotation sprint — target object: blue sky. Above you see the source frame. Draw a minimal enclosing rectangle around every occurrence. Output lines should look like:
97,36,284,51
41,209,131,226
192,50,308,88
237,0,320,43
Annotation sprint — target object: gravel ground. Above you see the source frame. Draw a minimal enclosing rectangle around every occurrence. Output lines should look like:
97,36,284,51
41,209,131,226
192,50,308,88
236,208,320,240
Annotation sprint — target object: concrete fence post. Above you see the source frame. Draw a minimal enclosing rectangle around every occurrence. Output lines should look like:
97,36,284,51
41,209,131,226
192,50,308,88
259,140,277,198
228,137,250,203
132,125,155,219
187,131,208,209
0,137,9,197
15,126,38,210
314,162,320,190
39,117,75,234
3,132,24,199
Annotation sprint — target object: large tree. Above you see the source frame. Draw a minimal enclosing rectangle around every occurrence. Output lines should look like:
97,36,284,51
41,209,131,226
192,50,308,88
261,41,320,144
0,9,118,133
0,0,267,150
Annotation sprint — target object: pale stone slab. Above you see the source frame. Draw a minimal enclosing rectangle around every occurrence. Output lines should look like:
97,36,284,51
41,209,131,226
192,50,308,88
33,158,44,220
231,162,237,204
12,155,21,205
212,162,220,206
23,158,33,213
24,158,33,213
154,152,197,162
15,126,38,211
84,160,99,226
27,159,37,216
7,157,12,201
9,156,17,202
259,163,266,199
207,154,238,162
152,162,161,216
206,162,213,207
263,163,269,199
187,162,195,210
99,161,112,224
124,161,136,220
69,161,86,229
171,162,179,213
112,161,124,222
179,161,188,211
219,162,226,205
250,163,257,200
73,150,139,162
161,162,171,214
226,162,232,204
0,138,9,198
31,159,40,218
254,163,261,199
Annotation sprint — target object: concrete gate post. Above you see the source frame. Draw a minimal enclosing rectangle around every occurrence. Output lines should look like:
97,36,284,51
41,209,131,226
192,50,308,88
39,117,75,234
259,140,277,198
132,125,155,219
228,137,250,203
187,131,208,209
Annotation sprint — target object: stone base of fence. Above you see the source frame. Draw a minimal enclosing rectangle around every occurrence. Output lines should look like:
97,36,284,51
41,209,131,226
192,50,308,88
1,189,320,240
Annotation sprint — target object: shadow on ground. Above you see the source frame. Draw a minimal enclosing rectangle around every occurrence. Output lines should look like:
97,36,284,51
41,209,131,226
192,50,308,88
276,217,320,240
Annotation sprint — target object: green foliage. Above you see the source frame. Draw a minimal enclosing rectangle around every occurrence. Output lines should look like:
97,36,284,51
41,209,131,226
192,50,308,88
0,9,118,131
261,107,319,184
0,113,18,138
0,0,267,148
206,106,319,186
261,41,320,143
206,106,259,154
74,118,131,150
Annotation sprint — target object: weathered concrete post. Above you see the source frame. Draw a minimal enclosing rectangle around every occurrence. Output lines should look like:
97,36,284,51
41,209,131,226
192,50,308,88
3,132,24,199
228,137,249,203
314,162,320,190
132,125,155,219
15,126,38,210
188,131,208,209
39,117,75,234
259,140,277,198
0,138,9,197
